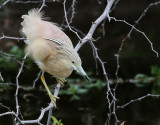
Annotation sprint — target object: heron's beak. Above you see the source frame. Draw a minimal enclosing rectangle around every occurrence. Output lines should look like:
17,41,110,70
76,65,91,83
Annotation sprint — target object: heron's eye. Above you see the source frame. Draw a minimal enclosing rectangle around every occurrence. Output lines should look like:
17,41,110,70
72,61,75,64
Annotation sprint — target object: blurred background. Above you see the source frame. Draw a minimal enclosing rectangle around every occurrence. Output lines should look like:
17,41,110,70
1,0,160,125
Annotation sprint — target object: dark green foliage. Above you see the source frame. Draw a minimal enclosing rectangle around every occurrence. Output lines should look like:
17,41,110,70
0,0,7,4
151,65,160,95
130,65,160,95
59,76,106,101
0,46,33,72
130,74,154,87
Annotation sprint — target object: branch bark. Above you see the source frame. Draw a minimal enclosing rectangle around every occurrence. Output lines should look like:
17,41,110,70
75,0,115,51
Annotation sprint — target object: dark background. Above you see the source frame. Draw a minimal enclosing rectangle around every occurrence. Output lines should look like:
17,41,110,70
1,0,160,125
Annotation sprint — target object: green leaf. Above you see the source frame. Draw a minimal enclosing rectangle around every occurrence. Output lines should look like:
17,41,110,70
77,88,88,94
59,90,71,95
51,116,59,124
130,73,154,87
152,85,160,95
85,83,95,89
59,119,62,123
135,74,147,79
155,78,160,86
70,95,80,101
51,116,64,125
151,65,160,76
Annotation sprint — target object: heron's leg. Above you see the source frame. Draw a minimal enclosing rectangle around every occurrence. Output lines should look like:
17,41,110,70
56,78,66,88
41,71,59,108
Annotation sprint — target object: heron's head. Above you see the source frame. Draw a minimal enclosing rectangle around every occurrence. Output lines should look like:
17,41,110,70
60,44,91,83
67,48,91,83
44,38,91,83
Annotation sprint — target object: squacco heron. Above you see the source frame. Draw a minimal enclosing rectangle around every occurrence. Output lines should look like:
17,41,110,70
21,9,90,107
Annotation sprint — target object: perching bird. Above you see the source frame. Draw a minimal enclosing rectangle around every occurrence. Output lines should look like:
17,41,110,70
21,9,90,107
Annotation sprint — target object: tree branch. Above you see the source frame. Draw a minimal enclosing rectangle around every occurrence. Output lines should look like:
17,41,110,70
117,94,160,109
75,0,115,51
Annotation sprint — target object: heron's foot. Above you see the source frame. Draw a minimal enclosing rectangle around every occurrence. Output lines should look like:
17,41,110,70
49,93,60,108
41,72,60,108
56,78,66,88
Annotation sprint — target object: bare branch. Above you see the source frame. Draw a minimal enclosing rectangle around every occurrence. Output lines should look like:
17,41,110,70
1,1,160,125
38,0,46,13
69,0,77,24
120,1,160,57
72,1,116,124
0,0,10,9
10,0,52,4
46,106,53,125
110,17,159,57
0,111,23,124
33,70,42,88
21,83,61,124
0,83,61,124
21,104,53,124
75,0,115,51
123,1,160,42
110,2,160,124
0,103,10,110
0,72,4,82
46,83,61,125
117,94,160,109
0,34,25,41
0,51,25,66
89,40,117,125
63,0,82,40
110,0,120,12
15,53,28,120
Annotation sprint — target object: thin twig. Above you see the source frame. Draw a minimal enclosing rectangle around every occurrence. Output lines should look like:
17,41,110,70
117,94,160,109
0,0,10,9
63,0,81,40
69,0,77,24
110,17,159,57
123,1,160,43
10,0,52,4
110,0,120,12
33,70,42,88
0,51,25,66
0,72,4,82
0,111,24,124
0,34,25,41
38,0,46,13
15,53,28,122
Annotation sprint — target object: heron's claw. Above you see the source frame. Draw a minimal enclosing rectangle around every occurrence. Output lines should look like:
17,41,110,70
56,78,66,88
49,93,60,108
